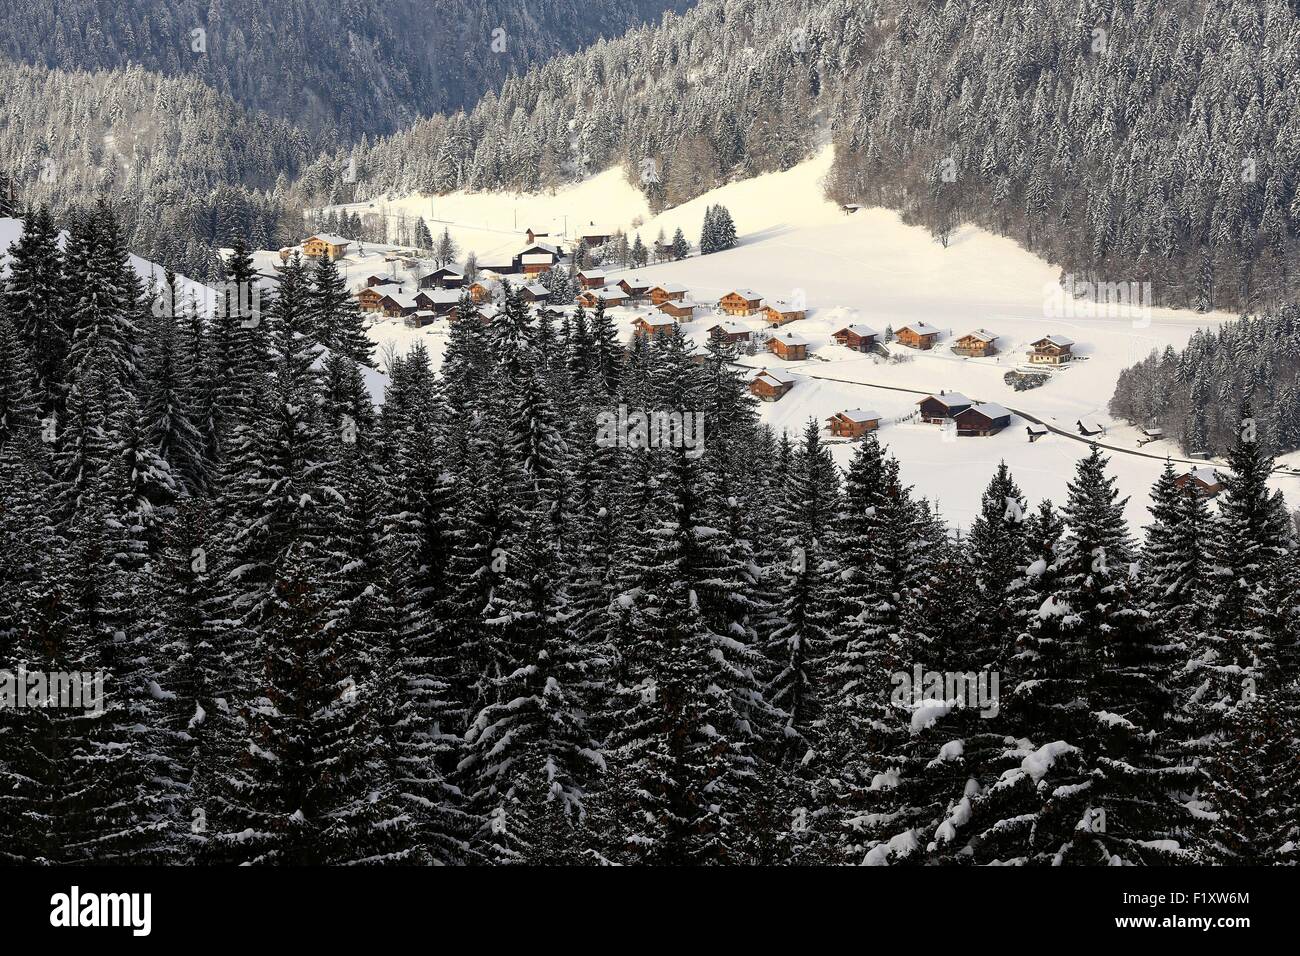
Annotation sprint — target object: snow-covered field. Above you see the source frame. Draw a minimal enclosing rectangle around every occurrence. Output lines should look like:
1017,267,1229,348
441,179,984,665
330,150,1297,529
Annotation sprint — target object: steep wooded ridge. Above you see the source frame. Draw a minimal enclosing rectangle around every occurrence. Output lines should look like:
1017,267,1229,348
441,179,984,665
0,0,693,135
309,0,1300,315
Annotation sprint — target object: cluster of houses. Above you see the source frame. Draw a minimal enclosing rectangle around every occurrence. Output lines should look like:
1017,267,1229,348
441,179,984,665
888,324,1077,365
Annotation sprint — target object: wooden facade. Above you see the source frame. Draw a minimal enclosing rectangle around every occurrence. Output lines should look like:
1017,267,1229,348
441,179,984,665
468,281,491,304
577,287,629,308
303,234,351,260
520,283,549,303
658,299,698,319
633,315,677,339
1029,335,1074,365
833,324,878,351
954,403,1011,436
750,369,795,402
916,392,973,423
618,277,652,301
896,323,941,350
1174,467,1225,498
707,322,751,345
577,270,606,289
828,409,881,438
379,292,420,318
719,290,764,316
953,330,998,357
418,268,464,289
765,300,806,326
649,283,688,305
768,332,808,361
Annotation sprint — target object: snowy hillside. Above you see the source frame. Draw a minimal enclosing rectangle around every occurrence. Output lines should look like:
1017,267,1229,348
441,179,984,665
323,150,1287,530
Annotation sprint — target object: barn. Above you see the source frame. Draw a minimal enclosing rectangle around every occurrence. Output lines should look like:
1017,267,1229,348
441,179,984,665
954,403,1012,436
750,368,796,402
658,299,698,319
577,270,607,289
418,267,464,290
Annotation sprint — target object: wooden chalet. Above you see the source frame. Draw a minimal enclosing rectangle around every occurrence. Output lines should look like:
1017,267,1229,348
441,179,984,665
953,329,999,357
916,392,973,423
379,291,420,318
633,314,677,339
405,309,438,327
415,289,462,316
1026,422,1049,443
365,274,395,288
1076,417,1105,437
765,300,806,326
833,324,879,352
577,286,629,309
895,323,941,350
514,242,561,275
303,233,351,260
750,368,796,402
1174,467,1225,498
649,282,689,305
618,276,652,301
706,321,752,345
954,403,1012,436
575,225,617,247
577,270,607,290
418,267,464,290
768,331,809,361
719,289,764,316
467,281,492,304
828,409,881,438
658,299,698,319
520,283,550,303
1029,335,1075,365
357,283,402,312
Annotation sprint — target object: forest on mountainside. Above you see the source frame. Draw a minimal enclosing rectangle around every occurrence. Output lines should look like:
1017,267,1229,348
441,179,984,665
1,201,1297,865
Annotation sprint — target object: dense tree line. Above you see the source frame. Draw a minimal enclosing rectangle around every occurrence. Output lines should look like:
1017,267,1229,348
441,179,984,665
2,206,1297,865
1111,304,1300,456
0,0,691,136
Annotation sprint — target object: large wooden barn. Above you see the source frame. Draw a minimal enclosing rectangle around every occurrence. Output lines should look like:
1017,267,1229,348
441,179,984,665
954,402,1012,436
750,368,796,402
916,392,974,423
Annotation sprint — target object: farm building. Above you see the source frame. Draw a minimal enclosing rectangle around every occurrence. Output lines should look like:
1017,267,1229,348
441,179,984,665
895,323,942,350
916,392,974,423
633,314,677,339
577,285,630,308
649,282,689,305
833,324,879,351
577,270,606,289
720,289,765,316
418,267,464,289
405,309,438,327
765,300,806,326
365,274,396,288
706,321,752,345
1077,417,1105,436
658,299,699,319
1029,335,1075,365
1026,423,1049,442
576,225,617,247
828,409,882,438
750,368,796,402
520,283,550,303
768,331,809,361
953,329,999,357
515,242,561,275
525,228,550,244
1174,467,1225,498
303,234,351,260
954,403,1012,436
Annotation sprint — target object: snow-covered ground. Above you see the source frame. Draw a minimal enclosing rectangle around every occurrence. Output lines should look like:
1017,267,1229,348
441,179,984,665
325,150,1296,529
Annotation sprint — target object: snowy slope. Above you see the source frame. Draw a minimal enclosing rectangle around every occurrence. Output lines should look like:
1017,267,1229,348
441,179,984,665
306,151,1295,529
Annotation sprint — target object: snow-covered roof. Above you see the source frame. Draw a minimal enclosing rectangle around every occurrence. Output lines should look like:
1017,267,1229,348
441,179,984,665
962,328,998,342
578,270,605,279
900,322,940,336
835,408,881,423
382,292,420,308
773,332,809,346
308,233,351,246
1184,467,1222,485
637,314,677,327
589,285,628,300
419,289,462,305
1035,334,1075,347
523,283,549,296
752,367,796,385
726,288,763,300
767,299,802,312
1026,422,1049,433
919,392,972,408
368,282,402,294
620,276,651,289
836,323,878,337
650,281,688,293
964,402,1011,419
708,321,750,335
661,299,698,311
1077,416,1103,431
